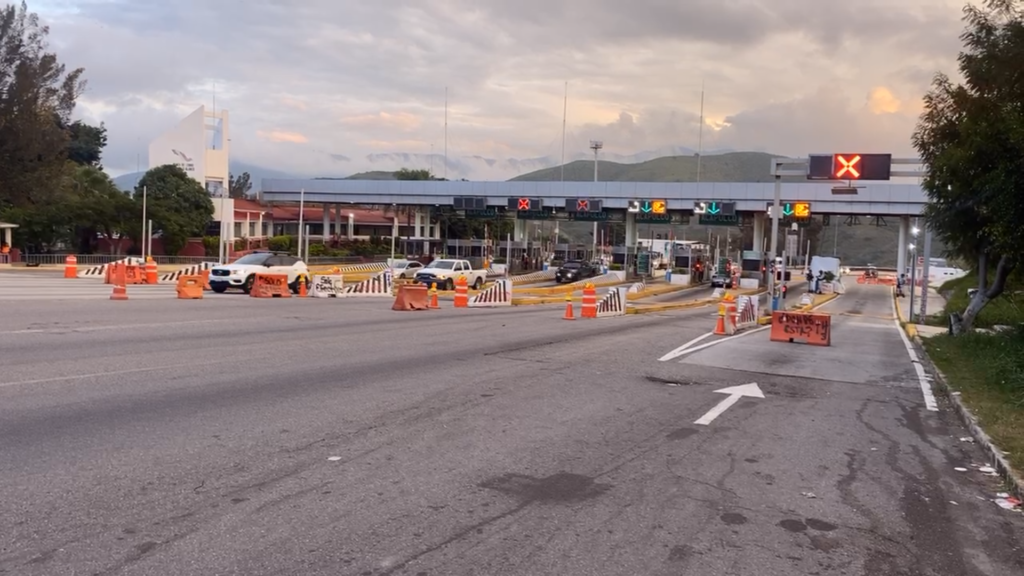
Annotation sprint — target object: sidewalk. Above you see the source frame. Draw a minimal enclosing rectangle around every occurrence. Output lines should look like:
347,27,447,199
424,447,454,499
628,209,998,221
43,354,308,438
897,285,948,338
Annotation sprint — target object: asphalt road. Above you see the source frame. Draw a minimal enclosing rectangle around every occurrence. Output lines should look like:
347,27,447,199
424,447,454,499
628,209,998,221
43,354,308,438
0,284,1021,575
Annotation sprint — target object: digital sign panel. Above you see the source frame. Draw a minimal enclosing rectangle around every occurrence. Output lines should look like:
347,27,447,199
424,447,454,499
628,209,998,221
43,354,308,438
629,200,666,214
807,153,892,180
565,199,603,212
508,197,542,211
692,201,735,216
766,202,811,219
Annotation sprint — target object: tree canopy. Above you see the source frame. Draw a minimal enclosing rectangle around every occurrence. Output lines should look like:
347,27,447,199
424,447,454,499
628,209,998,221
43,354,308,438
229,172,252,199
135,165,214,255
0,1,86,210
912,0,1024,333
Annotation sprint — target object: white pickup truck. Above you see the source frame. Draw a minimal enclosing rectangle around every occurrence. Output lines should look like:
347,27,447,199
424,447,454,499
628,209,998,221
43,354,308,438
413,259,487,291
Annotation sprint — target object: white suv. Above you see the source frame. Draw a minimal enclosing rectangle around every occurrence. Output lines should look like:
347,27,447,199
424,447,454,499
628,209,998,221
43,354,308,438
208,252,310,294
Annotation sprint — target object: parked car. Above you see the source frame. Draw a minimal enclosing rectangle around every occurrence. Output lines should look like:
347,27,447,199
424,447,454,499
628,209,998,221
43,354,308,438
710,273,734,289
555,261,598,283
208,251,310,294
414,259,487,290
391,259,424,279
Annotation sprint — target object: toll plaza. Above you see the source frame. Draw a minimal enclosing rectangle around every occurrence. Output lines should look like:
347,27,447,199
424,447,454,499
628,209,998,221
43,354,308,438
259,155,922,291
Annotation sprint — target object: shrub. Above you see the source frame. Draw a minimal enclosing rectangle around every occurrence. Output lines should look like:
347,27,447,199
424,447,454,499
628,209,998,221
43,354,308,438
202,236,219,257
268,235,292,252
609,263,623,271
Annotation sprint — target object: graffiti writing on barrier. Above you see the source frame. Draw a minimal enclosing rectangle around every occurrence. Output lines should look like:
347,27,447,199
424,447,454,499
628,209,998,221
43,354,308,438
774,312,830,345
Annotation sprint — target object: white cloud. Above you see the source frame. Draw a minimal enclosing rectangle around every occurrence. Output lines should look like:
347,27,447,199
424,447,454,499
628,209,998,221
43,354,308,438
37,0,966,179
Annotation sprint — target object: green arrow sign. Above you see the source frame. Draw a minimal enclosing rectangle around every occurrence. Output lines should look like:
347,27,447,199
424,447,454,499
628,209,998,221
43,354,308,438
782,203,794,216
641,201,652,213
707,202,720,215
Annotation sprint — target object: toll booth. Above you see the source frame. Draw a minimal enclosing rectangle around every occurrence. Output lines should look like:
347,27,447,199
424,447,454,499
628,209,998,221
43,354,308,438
553,243,590,263
444,239,491,259
399,238,444,259
610,246,636,277
499,241,539,274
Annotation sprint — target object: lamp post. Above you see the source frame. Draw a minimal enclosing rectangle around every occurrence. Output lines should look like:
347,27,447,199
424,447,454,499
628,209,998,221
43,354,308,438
908,225,919,323
590,140,602,261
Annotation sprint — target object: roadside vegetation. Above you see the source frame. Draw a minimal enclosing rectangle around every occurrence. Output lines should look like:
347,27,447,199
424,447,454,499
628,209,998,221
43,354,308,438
912,0,1024,473
923,271,1024,470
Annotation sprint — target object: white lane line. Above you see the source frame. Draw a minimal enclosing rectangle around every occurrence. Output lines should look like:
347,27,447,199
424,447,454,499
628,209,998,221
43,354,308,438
658,332,715,361
0,358,235,388
661,295,843,361
1,318,259,335
891,292,938,411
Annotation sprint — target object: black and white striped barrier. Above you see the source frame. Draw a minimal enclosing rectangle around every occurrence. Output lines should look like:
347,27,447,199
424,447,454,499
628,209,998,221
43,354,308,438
342,270,392,296
628,280,647,293
159,261,216,283
338,262,389,273
78,257,144,278
311,274,344,297
596,287,627,317
468,279,511,307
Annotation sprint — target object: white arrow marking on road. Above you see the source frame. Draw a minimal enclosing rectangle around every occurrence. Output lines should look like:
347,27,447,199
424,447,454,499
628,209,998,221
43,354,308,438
694,383,764,425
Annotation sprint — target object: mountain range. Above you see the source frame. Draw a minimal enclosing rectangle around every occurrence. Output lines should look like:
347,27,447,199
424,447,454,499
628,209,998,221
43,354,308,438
110,146,732,190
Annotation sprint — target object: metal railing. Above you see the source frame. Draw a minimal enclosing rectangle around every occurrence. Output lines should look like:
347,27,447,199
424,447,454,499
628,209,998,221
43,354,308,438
20,254,216,266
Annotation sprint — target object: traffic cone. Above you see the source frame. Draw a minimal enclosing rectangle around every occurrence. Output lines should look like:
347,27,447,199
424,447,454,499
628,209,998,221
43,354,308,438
713,303,726,335
563,294,575,320
429,283,439,308
298,275,307,297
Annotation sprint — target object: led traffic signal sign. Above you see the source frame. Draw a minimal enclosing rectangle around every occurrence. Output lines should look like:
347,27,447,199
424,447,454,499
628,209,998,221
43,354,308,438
565,198,603,212
508,197,542,210
807,153,892,180
629,199,666,214
693,201,735,216
766,202,811,218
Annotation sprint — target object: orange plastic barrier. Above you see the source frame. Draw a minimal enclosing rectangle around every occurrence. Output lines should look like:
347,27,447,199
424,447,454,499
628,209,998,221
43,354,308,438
109,264,128,300
769,311,831,346
176,275,204,299
200,269,212,290
123,264,144,285
453,276,469,307
392,284,429,310
251,273,291,298
64,255,77,278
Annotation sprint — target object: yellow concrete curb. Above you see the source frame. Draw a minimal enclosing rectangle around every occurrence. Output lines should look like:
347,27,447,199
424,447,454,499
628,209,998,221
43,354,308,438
514,278,624,296
626,298,716,314
512,296,584,305
626,283,695,300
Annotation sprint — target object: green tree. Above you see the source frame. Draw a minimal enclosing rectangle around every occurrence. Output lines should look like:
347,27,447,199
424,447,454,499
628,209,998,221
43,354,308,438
64,120,107,167
67,165,135,252
912,0,1024,334
394,167,433,180
136,165,214,255
229,171,252,198
0,1,86,210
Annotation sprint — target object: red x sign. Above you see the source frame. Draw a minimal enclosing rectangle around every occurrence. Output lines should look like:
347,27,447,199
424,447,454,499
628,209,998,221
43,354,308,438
517,198,531,210
834,154,861,178
576,199,589,211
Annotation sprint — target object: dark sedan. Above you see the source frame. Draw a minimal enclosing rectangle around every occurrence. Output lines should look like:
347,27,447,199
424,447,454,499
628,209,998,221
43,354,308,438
555,261,598,283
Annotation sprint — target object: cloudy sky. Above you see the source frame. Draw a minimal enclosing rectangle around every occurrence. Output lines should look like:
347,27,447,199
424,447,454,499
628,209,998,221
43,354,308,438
34,0,966,180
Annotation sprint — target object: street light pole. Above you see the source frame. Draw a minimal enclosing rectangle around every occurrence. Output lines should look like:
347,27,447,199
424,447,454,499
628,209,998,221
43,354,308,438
590,140,602,262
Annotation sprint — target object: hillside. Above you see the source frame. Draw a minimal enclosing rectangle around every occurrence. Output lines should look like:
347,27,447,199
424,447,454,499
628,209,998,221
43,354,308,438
512,151,796,182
